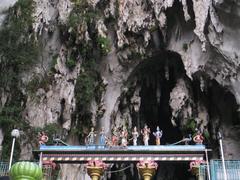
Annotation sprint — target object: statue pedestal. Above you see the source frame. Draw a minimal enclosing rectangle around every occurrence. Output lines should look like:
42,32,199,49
87,166,104,180
138,167,156,180
137,160,158,180
191,166,199,177
86,161,107,180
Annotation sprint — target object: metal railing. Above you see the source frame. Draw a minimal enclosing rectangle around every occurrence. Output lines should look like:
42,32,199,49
0,162,9,177
210,160,240,180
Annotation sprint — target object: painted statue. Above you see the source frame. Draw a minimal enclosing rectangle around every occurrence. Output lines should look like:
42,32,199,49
193,130,204,144
87,127,97,145
153,126,163,145
99,127,107,145
38,131,49,145
120,126,128,147
141,124,151,146
132,126,139,146
111,127,119,146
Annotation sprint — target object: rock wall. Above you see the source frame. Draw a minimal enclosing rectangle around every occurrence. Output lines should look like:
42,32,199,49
0,0,240,178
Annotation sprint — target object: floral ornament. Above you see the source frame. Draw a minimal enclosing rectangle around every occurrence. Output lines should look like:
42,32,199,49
137,160,158,169
86,160,108,169
189,160,206,171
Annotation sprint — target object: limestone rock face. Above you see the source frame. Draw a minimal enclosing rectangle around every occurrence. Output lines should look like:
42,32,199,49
0,0,17,25
169,79,194,127
1,0,240,178
24,45,80,130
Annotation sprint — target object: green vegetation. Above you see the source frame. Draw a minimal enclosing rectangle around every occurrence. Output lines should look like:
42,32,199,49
182,43,188,52
184,118,197,132
26,74,54,95
0,89,25,161
0,0,38,160
66,58,77,70
64,1,110,57
183,118,210,140
59,1,110,140
50,55,58,73
0,0,38,88
97,36,111,56
73,59,99,139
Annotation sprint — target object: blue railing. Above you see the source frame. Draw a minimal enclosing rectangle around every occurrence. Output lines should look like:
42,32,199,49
40,144,206,152
210,160,240,180
0,162,9,177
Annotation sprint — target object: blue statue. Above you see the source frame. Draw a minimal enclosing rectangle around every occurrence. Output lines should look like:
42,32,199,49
153,126,163,145
99,127,107,145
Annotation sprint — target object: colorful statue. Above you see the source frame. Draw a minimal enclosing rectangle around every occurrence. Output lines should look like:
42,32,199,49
111,127,119,146
132,126,139,146
120,126,128,147
38,131,49,145
153,126,163,145
87,127,96,145
141,124,151,146
99,127,107,145
193,130,204,144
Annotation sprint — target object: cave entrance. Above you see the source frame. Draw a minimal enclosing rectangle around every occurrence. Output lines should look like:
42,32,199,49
130,51,185,145
123,51,195,179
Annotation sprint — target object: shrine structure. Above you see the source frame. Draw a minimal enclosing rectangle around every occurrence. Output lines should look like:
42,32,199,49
34,144,207,180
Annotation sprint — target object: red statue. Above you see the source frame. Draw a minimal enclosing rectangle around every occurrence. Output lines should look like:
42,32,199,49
120,126,128,147
193,130,204,144
111,127,119,146
38,131,49,145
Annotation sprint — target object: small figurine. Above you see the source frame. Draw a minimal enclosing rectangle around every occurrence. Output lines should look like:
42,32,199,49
38,131,49,145
99,127,107,145
141,124,151,146
87,127,97,145
153,126,163,145
132,126,139,146
193,130,204,144
111,127,119,146
120,126,128,147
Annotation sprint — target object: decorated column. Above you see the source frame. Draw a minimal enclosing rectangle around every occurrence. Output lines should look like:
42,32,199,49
137,160,158,180
86,160,107,180
189,160,205,180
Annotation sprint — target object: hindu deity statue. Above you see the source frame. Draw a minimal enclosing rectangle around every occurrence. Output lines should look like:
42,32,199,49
111,126,119,146
132,126,139,146
120,126,128,147
193,130,204,144
87,127,97,145
38,131,49,145
141,124,151,146
153,126,163,145
99,127,107,145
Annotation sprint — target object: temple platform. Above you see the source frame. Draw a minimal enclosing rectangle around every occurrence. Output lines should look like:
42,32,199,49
34,145,206,163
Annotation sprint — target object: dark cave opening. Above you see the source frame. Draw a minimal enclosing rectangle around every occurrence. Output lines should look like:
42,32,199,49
131,51,185,145
121,51,194,180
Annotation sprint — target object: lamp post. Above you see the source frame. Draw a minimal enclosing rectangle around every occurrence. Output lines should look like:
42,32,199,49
9,129,20,171
218,132,227,180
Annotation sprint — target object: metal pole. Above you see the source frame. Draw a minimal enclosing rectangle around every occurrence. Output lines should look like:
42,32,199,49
39,152,43,168
9,137,16,171
205,149,211,180
218,132,227,180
